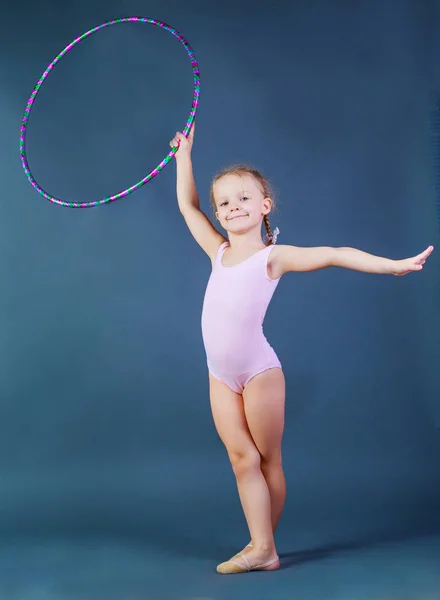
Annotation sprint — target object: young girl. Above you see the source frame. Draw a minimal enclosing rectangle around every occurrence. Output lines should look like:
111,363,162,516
169,125,433,575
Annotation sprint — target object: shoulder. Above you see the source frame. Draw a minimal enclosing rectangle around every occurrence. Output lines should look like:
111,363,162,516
266,244,290,279
209,239,229,268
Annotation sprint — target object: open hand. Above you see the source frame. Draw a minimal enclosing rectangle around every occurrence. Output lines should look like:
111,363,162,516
393,245,434,276
169,121,195,158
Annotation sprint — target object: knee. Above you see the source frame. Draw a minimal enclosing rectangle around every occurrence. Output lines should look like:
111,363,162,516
228,448,261,478
260,452,283,475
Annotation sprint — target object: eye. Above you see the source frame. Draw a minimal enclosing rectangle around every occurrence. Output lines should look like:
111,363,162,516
220,201,228,207
240,196,249,201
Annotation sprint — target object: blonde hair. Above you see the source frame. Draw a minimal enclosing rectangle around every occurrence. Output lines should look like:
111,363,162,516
210,165,277,245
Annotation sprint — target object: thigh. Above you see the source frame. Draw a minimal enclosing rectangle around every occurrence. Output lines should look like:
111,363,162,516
209,374,258,459
242,368,286,461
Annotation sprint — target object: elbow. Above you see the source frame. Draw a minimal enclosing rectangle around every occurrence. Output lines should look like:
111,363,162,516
327,246,342,268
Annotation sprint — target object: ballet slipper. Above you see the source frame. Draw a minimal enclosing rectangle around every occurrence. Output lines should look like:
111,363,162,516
216,552,279,575
230,542,253,561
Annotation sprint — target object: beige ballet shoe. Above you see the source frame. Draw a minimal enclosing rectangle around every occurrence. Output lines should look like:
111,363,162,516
230,542,253,561
216,552,279,575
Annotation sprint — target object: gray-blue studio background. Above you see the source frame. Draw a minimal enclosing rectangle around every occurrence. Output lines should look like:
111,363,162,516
1,0,440,597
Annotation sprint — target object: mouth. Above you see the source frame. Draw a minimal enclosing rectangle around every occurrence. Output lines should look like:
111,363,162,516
227,214,248,221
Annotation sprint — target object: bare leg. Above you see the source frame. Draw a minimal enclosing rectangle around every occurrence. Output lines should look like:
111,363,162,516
209,374,279,573
234,368,286,557
246,368,286,538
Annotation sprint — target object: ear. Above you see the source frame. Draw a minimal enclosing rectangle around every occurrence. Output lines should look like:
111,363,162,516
215,211,220,221
262,197,273,215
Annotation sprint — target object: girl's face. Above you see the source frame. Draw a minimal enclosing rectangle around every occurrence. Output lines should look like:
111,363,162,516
213,174,272,235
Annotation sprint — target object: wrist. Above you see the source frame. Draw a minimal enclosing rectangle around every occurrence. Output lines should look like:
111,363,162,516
175,152,192,164
387,259,398,275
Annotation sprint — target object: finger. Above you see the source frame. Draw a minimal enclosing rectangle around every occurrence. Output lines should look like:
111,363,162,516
422,245,434,257
414,249,428,262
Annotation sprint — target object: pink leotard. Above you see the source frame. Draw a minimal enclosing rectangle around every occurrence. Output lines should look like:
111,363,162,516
201,241,282,394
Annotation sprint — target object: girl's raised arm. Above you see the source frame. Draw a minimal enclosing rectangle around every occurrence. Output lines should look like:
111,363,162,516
171,126,225,262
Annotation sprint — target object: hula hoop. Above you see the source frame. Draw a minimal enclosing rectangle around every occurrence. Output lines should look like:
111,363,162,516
19,17,200,208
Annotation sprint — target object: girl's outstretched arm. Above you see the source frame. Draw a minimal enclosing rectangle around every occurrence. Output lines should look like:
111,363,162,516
271,244,434,277
170,124,225,261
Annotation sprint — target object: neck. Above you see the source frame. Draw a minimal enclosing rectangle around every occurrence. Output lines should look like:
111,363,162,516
227,229,266,252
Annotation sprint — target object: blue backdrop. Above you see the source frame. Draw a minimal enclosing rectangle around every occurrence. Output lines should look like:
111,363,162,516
0,0,439,597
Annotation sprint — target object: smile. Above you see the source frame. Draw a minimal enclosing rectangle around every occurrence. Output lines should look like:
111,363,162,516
228,215,248,220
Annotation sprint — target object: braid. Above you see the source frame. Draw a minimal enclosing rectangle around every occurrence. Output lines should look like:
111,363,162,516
263,214,273,246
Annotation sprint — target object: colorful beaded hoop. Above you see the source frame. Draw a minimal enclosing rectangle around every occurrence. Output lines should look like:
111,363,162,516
19,17,200,208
